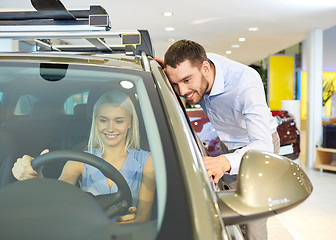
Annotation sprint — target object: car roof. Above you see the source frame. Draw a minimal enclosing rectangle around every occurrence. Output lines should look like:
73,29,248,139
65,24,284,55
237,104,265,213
0,52,145,71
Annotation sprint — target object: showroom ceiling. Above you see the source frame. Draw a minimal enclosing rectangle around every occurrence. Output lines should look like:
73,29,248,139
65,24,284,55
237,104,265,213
1,0,336,65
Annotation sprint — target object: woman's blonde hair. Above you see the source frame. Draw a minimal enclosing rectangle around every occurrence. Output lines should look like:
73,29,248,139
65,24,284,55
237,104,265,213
87,91,140,154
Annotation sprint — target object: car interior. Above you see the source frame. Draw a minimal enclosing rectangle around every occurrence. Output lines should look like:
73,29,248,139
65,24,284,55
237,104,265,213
0,57,175,240
0,62,152,190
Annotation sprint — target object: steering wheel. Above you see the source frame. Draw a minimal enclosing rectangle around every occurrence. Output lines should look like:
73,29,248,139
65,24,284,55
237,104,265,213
31,150,132,219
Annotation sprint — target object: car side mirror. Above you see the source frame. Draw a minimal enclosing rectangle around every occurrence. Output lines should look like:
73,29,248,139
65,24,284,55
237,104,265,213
217,150,313,225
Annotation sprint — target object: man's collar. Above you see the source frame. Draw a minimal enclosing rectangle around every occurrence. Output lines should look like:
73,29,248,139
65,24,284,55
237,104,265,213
207,53,225,97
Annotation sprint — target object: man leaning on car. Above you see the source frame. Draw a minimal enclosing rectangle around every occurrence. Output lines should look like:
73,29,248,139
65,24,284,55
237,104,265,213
156,39,280,240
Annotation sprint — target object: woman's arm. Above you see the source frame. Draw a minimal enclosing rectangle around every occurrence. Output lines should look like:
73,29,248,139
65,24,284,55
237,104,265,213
13,148,84,186
58,160,84,185
134,154,156,222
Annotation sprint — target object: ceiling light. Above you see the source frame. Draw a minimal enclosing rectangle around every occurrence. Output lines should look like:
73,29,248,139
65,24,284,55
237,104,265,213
120,81,134,89
165,27,175,32
238,37,246,42
231,44,240,48
162,11,173,17
168,37,176,42
248,27,259,32
226,50,232,54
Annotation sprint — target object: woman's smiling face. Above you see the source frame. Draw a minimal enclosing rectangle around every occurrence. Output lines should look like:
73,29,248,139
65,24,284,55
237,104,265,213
96,103,131,148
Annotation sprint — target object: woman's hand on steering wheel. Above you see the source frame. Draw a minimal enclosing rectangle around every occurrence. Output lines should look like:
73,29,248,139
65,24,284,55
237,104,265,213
116,206,137,223
12,149,49,181
29,150,133,219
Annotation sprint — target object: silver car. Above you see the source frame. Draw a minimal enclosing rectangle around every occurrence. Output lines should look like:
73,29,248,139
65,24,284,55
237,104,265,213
0,1,312,239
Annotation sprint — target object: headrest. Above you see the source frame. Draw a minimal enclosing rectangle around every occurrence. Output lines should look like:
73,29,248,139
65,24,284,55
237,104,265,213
73,104,87,120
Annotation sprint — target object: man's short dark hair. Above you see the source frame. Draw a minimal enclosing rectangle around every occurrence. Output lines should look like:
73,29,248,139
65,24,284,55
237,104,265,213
164,40,208,68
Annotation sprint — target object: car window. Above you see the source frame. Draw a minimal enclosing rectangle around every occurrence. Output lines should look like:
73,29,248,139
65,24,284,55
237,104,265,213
14,94,37,116
0,61,166,238
64,91,88,115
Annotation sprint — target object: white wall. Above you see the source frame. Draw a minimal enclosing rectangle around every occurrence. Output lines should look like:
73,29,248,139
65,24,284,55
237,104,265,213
323,25,336,71
302,25,336,71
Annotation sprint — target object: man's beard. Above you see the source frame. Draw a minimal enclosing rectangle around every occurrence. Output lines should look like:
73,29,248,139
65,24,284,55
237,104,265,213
187,75,208,105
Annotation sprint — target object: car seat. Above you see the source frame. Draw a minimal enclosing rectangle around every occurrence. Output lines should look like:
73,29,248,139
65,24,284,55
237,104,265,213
61,103,90,151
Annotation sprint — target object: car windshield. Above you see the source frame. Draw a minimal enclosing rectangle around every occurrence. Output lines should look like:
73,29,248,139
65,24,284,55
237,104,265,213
0,61,166,238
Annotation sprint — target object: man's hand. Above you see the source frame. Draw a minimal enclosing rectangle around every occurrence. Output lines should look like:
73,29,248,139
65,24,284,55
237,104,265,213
154,57,165,69
203,155,231,184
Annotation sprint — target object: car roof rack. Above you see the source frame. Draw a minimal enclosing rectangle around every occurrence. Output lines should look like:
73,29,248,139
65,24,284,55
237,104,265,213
0,0,155,57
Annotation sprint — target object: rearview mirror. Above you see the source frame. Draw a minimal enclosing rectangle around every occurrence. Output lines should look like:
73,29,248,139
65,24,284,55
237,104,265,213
40,63,68,81
217,150,313,225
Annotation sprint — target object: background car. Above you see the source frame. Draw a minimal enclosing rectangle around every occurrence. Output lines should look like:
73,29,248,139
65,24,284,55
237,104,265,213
187,107,300,160
0,1,312,239
272,110,301,159
187,108,222,157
